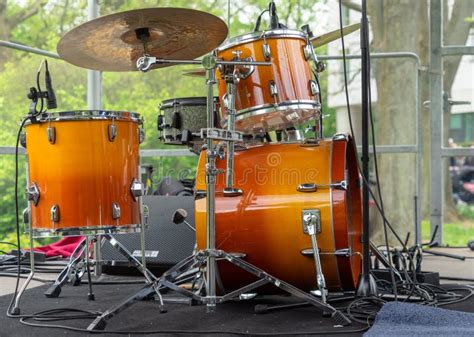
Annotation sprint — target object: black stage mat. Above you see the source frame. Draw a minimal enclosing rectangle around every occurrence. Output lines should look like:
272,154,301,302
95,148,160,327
0,280,472,337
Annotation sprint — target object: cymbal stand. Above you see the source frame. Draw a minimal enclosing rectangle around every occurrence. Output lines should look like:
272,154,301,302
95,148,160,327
86,54,350,330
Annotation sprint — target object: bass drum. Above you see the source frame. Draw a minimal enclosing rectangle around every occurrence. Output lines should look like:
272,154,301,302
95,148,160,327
195,135,362,292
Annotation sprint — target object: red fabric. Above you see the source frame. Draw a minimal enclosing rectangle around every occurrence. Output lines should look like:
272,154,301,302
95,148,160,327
34,236,84,258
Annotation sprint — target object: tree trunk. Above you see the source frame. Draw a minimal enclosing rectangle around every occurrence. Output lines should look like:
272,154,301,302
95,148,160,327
0,0,11,68
367,0,429,246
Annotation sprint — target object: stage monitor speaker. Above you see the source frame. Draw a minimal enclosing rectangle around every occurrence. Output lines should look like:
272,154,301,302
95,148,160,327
100,196,195,276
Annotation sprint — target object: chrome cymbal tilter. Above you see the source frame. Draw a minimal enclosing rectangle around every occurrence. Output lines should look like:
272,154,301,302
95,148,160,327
86,55,350,331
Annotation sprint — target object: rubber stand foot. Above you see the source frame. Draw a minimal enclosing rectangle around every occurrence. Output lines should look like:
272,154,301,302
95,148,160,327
87,316,107,331
159,305,167,313
44,284,62,298
88,293,95,301
10,307,20,315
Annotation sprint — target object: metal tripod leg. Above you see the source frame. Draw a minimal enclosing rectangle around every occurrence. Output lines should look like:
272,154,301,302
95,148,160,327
44,237,87,298
218,250,350,325
10,226,35,315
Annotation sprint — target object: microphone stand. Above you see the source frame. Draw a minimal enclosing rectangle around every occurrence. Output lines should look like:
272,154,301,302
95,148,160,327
356,0,378,297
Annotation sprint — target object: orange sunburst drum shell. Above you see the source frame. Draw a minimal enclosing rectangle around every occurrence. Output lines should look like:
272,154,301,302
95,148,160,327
215,29,321,134
195,137,362,292
25,111,142,237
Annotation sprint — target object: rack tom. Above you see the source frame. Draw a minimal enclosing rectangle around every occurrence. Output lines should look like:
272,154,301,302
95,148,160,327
158,97,220,148
215,29,321,134
24,111,144,237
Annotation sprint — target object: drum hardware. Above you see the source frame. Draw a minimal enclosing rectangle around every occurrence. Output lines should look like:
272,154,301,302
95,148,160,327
223,72,243,197
26,183,40,205
50,204,60,223
296,180,348,193
301,248,354,258
111,202,121,220
200,128,243,142
84,236,95,301
302,209,328,304
46,125,56,144
138,124,146,144
130,178,144,201
268,80,278,97
108,119,117,142
309,80,319,96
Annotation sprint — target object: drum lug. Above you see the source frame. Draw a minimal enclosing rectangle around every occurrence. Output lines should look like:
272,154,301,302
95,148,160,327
26,182,40,206
262,43,271,61
297,183,317,193
303,44,314,61
20,131,27,148
47,126,56,144
112,202,121,220
195,190,207,200
138,127,146,144
130,178,144,201
157,115,165,131
309,80,319,96
239,57,255,79
302,209,321,234
50,204,60,223
22,208,30,234
269,80,278,97
108,123,117,142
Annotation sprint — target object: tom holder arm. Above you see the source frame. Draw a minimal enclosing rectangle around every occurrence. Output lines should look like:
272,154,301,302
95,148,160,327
136,55,271,72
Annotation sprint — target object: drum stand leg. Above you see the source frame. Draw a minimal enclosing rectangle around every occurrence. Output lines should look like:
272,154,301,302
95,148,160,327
44,237,87,298
10,226,35,315
85,236,95,300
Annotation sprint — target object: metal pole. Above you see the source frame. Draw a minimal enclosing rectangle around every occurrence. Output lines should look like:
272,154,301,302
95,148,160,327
87,0,102,111
205,68,217,312
429,0,443,244
356,0,377,297
87,0,103,276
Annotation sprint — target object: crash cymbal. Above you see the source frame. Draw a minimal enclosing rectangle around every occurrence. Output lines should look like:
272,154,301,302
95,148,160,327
58,8,228,72
310,23,360,47
182,68,206,77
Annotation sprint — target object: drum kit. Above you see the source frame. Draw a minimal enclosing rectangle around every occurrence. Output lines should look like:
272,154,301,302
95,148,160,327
12,2,365,330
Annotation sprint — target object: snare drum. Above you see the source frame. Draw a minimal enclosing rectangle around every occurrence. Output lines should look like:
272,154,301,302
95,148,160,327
158,97,220,146
195,135,362,292
215,29,321,134
25,111,144,237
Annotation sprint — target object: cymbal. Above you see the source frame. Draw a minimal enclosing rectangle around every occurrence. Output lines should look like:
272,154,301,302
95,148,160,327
310,23,360,47
182,68,207,77
57,8,228,72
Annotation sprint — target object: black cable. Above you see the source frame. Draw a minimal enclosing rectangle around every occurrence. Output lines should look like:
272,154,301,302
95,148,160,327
6,117,29,317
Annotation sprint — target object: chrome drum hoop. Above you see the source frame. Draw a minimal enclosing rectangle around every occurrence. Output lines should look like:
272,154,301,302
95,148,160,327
216,29,308,52
235,101,321,121
30,223,142,238
27,110,142,124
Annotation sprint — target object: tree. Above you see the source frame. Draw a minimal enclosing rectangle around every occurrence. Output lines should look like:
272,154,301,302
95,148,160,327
366,0,473,245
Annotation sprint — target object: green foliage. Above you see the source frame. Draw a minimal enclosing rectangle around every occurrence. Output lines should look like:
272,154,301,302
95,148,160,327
457,204,474,221
421,220,474,247
0,232,43,253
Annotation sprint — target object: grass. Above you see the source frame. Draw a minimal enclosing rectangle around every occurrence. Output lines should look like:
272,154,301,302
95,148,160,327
421,220,474,246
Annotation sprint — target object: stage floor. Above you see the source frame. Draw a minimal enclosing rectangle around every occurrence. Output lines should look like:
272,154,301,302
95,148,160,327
0,247,473,336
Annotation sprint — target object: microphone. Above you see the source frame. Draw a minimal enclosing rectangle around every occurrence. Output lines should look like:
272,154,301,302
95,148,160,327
44,60,57,109
269,1,279,29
